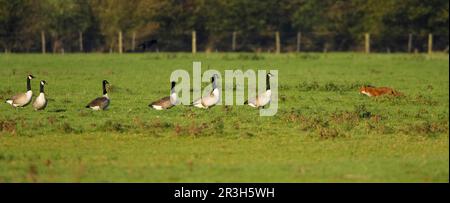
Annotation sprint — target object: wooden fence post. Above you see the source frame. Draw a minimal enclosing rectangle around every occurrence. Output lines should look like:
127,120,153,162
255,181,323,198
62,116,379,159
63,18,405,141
132,31,136,52
118,31,123,54
275,31,280,54
407,33,412,53
232,31,237,51
323,43,328,53
364,33,370,54
296,32,301,52
192,30,197,54
428,33,433,55
41,31,46,54
79,31,83,52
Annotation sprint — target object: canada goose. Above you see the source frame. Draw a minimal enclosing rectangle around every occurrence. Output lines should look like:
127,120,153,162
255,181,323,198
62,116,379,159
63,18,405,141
5,75,35,108
149,81,177,110
86,80,110,110
192,74,219,109
33,80,48,110
245,73,273,108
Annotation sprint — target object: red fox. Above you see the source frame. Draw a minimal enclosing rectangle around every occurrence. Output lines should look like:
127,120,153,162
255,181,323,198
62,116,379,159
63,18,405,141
359,86,402,97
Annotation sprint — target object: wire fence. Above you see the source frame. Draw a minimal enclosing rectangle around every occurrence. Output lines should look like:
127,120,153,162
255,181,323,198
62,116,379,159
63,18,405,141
1,31,448,54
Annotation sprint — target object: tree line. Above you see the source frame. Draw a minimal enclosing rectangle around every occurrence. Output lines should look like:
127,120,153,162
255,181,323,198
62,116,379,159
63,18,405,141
0,0,448,53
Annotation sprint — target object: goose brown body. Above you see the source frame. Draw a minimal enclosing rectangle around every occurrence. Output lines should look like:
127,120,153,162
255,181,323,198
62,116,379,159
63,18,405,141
150,96,173,110
245,73,273,108
33,80,48,110
86,80,110,110
86,96,110,110
192,74,220,109
149,81,177,110
6,75,34,108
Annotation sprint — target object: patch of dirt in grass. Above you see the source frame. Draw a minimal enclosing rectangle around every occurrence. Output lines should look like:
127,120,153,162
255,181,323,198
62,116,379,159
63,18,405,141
172,121,223,137
317,127,342,139
0,119,17,135
0,89,13,100
296,81,365,92
283,105,392,138
100,120,130,133
401,121,449,136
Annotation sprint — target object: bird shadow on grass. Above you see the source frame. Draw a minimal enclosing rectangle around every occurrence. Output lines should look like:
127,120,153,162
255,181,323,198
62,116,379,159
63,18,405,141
48,109,67,113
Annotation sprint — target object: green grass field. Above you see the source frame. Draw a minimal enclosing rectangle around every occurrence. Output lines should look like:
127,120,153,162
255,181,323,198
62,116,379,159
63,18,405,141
0,53,448,182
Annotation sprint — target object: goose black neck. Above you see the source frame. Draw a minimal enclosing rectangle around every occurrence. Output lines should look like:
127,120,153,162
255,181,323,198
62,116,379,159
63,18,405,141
171,82,176,93
266,74,270,90
27,77,31,91
102,82,107,95
212,78,217,90
40,83,45,93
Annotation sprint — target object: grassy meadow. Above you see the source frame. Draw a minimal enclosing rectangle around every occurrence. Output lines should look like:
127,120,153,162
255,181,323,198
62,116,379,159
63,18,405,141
0,53,448,182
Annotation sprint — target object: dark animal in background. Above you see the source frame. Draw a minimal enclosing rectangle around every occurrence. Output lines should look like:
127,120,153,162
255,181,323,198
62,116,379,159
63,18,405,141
138,40,158,52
